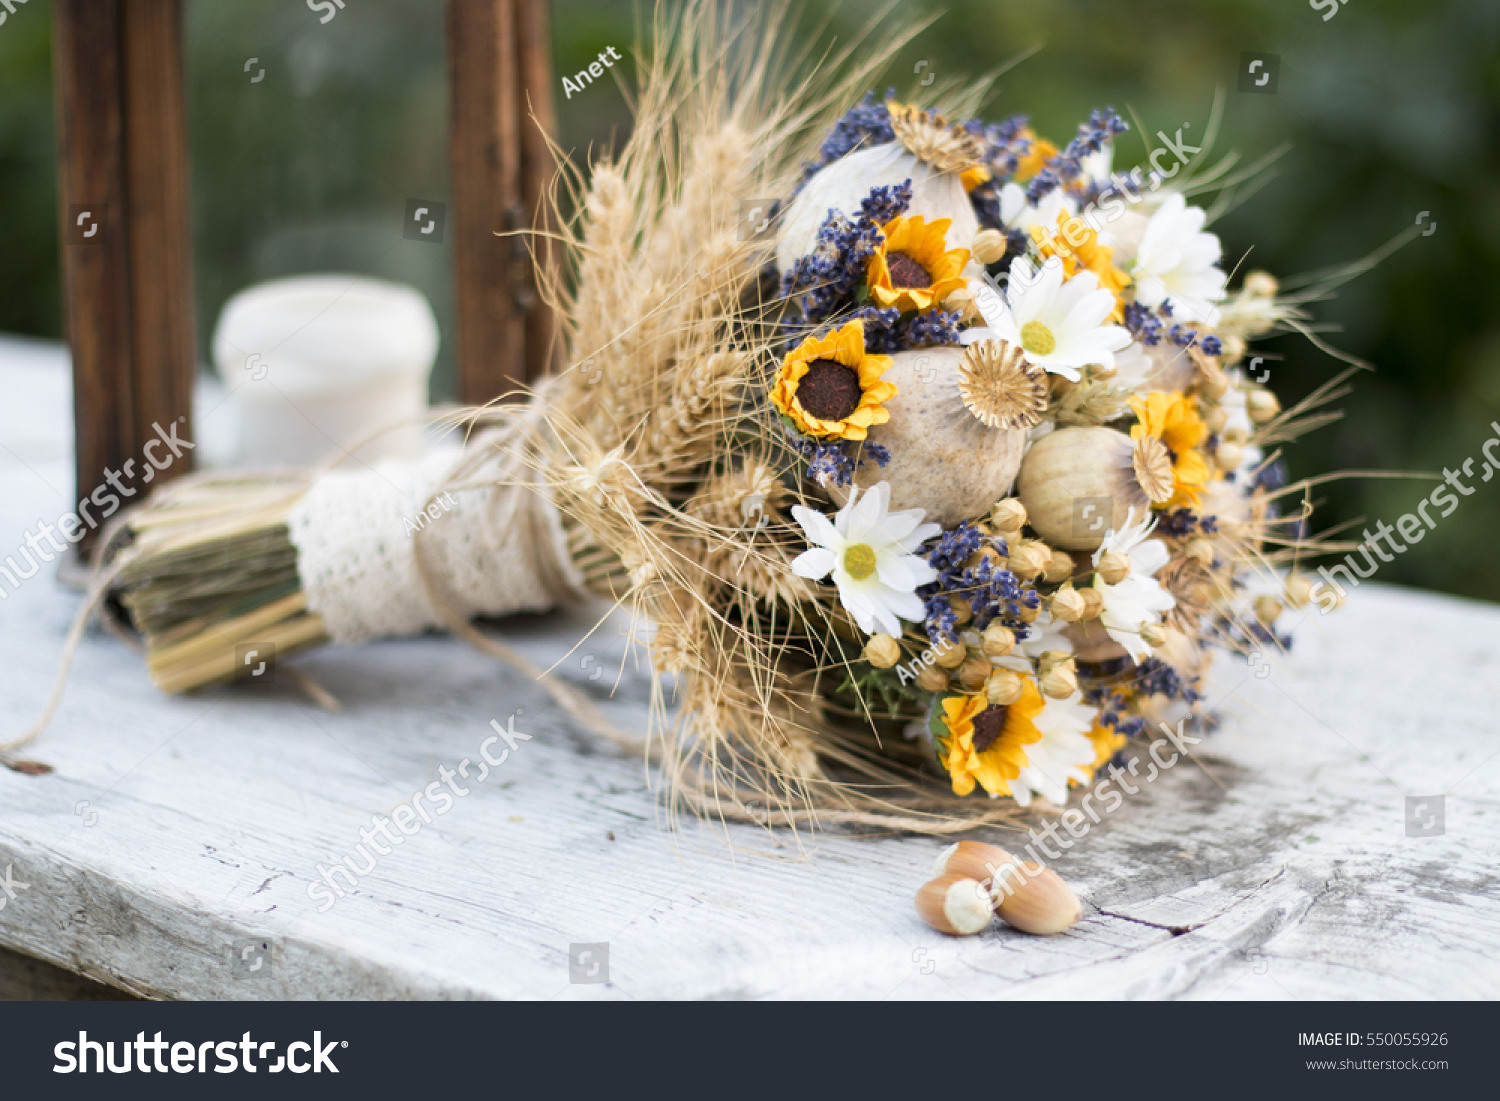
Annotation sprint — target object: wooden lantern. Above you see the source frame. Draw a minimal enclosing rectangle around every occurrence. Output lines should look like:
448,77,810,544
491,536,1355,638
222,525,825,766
51,0,558,552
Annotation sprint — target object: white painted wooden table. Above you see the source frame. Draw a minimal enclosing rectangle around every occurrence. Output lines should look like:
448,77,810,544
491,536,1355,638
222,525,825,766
1,336,1498,1000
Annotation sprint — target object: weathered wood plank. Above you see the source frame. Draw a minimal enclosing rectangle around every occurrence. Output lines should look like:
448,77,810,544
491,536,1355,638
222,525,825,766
1,344,1497,1000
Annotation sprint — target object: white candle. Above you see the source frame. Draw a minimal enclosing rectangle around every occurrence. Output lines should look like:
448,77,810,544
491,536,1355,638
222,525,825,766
212,275,440,467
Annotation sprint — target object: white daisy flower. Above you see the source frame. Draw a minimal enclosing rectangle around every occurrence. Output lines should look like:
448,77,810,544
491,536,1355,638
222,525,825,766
1128,192,1227,323
790,482,940,638
977,256,1131,381
1008,693,1100,808
1091,509,1175,663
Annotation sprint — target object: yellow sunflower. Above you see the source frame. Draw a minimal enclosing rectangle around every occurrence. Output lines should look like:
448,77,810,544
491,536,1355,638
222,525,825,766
1129,391,1211,509
1030,210,1131,321
937,679,1047,798
770,321,896,441
865,215,971,313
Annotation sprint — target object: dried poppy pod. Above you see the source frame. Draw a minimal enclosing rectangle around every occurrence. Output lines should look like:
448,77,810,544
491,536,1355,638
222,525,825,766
775,142,979,276
1016,426,1153,551
915,874,994,936
833,347,1027,527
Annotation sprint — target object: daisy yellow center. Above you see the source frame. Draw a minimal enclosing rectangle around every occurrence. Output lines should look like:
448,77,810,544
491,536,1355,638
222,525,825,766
1020,320,1056,357
842,543,877,580
886,251,933,289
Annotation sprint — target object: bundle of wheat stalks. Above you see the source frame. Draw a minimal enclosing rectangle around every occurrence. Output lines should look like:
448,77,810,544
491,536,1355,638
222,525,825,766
23,0,1397,836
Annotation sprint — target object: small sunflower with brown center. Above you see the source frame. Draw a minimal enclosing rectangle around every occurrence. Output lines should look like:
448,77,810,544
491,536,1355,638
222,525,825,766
936,679,1047,798
865,215,971,313
1129,391,1211,508
771,321,896,441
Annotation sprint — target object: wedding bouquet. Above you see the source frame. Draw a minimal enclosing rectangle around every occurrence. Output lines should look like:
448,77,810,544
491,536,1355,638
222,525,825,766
58,2,1351,836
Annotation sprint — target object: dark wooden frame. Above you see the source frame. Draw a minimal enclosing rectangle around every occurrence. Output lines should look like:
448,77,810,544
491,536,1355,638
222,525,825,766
52,0,557,551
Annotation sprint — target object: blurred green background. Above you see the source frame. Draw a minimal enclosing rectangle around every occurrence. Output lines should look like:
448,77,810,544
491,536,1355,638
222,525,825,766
1,0,1497,599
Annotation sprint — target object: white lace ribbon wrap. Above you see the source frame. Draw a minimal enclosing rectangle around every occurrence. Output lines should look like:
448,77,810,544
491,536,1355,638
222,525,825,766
286,447,585,644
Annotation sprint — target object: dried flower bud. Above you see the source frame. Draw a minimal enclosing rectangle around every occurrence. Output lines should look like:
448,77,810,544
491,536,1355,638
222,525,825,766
989,498,1027,533
1079,585,1104,620
1254,594,1283,625
944,286,981,324
1194,354,1230,401
1215,441,1244,472
863,633,901,669
1039,659,1077,699
958,655,992,690
949,595,974,627
1284,573,1313,608
1184,538,1215,567
1222,423,1249,445
932,640,967,669
1043,548,1075,583
1050,585,1087,622
1139,622,1167,647
985,669,1024,706
1016,599,1042,623
1247,390,1280,423
971,228,1009,266
916,665,951,693
1009,540,1050,580
981,622,1016,659
1037,649,1071,675
1221,334,1247,366
916,875,994,936
965,545,1004,571
1243,270,1279,299
1200,404,1228,433
1095,551,1130,585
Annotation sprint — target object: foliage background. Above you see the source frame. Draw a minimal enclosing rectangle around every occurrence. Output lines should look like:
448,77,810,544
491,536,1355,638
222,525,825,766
1,0,1497,600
